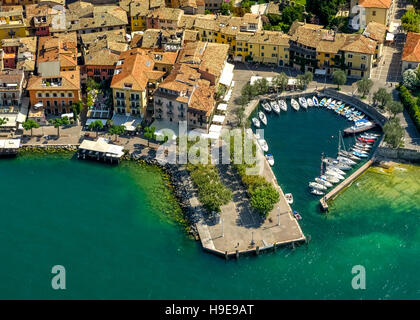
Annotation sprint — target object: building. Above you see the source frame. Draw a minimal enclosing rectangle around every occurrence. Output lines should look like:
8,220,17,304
50,2,128,37
363,21,386,64
146,7,184,30
154,41,230,131
203,0,223,10
244,31,290,66
0,69,27,132
0,6,28,45
80,29,128,83
402,32,420,73
170,0,205,15
353,0,392,28
24,3,62,37
27,33,81,115
126,0,166,32
1,37,37,73
110,48,175,117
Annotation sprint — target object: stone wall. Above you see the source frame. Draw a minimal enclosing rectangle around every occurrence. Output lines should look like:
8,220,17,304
376,146,420,163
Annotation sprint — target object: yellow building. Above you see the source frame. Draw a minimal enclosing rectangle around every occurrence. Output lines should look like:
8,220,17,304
358,0,392,27
341,34,377,78
246,31,290,66
363,21,386,64
129,1,149,32
0,7,28,45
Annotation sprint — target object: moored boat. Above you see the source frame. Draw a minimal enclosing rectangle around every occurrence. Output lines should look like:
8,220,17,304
310,189,325,196
293,210,302,220
265,154,274,166
307,97,314,107
278,99,287,111
258,111,267,125
309,182,327,190
252,117,260,128
271,101,280,114
312,96,319,106
261,101,272,113
315,177,333,188
285,193,294,204
299,97,308,109
291,98,300,111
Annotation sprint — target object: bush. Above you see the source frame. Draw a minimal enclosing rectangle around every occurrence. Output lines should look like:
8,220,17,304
398,85,420,133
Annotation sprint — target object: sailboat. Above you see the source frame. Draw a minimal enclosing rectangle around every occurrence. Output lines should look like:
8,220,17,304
307,97,314,107
261,100,272,113
278,99,287,111
291,98,300,111
252,117,260,128
299,97,308,109
313,96,319,106
258,111,267,125
271,101,280,114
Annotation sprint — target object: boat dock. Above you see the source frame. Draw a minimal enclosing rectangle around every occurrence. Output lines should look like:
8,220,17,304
78,137,125,164
0,138,20,156
320,159,374,211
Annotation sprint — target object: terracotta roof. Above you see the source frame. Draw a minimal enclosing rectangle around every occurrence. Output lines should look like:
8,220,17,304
27,68,81,91
402,32,420,62
359,0,392,8
110,48,164,91
288,21,324,36
248,30,290,46
363,22,386,43
37,33,78,67
147,7,183,21
341,34,377,55
84,48,120,66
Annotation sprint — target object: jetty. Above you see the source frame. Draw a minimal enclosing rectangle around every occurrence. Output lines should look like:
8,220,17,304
78,137,124,163
320,159,374,211
195,134,306,259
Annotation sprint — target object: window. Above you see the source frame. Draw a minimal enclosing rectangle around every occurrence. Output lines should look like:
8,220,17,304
68,93,73,97
37,93,42,98
372,11,376,16
348,54,353,59
261,46,264,49
45,93,50,97
61,93,65,97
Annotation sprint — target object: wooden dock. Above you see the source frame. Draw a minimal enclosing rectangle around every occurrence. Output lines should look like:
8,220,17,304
320,159,374,211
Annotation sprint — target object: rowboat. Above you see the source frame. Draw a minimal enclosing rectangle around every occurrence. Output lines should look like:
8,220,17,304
319,97,327,106
309,182,327,190
307,97,314,107
252,117,260,128
278,99,287,111
265,154,274,166
357,137,374,144
324,98,332,108
313,96,319,106
293,210,302,220
291,98,300,111
258,138,268,152
299,97,308,109
328,100,336,109
285,193,293,204
258,111,267,125
353,151,368,158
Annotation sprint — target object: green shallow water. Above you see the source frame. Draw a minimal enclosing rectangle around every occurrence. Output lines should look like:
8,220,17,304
1,106,420,299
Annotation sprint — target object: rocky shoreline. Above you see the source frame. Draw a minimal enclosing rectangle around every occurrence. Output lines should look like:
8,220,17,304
128,149,202,239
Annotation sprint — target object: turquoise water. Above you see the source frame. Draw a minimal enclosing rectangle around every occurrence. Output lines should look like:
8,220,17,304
0,106,419,299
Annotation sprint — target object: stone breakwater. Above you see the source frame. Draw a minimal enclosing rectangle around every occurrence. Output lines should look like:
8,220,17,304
128,150,203,239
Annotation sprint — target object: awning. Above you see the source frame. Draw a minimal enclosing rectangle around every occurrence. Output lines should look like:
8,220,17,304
386,32,394,41
86,119,107,126
61,112,74,119
219,63,234,87
217,103,227,111
212,115,225,124
315,69,327,76
223,89,232,102
209,124,222,133
34,102,43,107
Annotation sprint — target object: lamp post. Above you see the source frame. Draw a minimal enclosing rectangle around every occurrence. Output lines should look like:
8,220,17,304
251,231,255,246
222,218,224,238
277,206,281,226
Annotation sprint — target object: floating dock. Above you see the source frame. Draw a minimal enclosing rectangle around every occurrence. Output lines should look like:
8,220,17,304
320,159,374,211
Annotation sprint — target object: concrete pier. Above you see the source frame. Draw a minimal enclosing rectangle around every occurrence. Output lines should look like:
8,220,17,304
320,159,374,211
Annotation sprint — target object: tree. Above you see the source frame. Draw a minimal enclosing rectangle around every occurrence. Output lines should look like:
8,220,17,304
402,69,420,90
296,72,313,90
250,184,280,217
144,126,156,146
108,125,125,141
273,72,288,92
402,9,420,33
254,78,269,95
234,106,247,127
220,0,233,15
385,101,404,118
88,120,104,137
281,5,304,26
106,119,114,128
332,70,346,90
0,117,7,126
372,88,392,109
49,117,69,137
22,119,40,137
241,82,258,99
307,0,346,26
356,78,374,98
383,118,404,148
71,101,83,120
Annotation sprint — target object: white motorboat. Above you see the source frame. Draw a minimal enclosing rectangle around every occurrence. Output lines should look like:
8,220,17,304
285,193,294,204
307,97,314,107
265,154,274,166
339,150,360,161
337,156,356,166
310,189,325,196
258,139,268,152
258,111,267,125
315,177,333,188
298,97,308,109
325,170,345,180
270,101,280,114
321,174,339,184
326,166,346,176
252,117,260,128
291,98,300,111
309,182,327,191
278,99,287,112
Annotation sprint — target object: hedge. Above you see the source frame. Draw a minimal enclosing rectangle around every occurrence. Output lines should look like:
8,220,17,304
398,85,420,133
